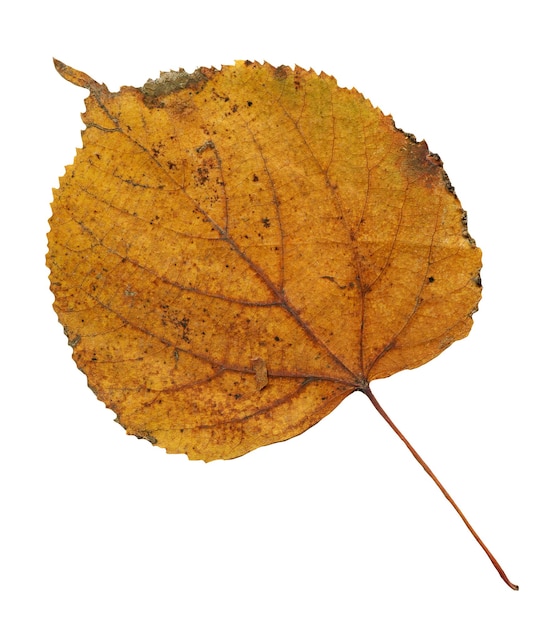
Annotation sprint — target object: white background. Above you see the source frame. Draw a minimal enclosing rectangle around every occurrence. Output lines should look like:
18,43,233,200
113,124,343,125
1,1,556,624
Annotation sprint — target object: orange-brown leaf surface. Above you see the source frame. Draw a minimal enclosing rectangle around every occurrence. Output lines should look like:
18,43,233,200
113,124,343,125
47,60,482,461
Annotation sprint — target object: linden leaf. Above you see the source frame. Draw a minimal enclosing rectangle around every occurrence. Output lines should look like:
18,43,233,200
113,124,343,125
48,59,481,459
47,60,516,588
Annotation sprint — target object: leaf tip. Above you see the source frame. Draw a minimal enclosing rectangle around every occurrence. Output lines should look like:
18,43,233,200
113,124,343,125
53,58,101,91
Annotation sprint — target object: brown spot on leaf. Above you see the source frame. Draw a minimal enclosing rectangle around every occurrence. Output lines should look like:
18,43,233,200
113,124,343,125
251,357,269,391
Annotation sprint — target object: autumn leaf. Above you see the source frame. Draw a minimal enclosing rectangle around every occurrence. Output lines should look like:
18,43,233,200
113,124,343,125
48,59,481,459
47,60,516,589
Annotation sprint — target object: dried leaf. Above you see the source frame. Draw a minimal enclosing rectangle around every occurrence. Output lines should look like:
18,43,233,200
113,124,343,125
48,60,519,591
47,60,481,461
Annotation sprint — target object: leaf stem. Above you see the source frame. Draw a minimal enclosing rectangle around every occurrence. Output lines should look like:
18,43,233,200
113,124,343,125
362,385,518,591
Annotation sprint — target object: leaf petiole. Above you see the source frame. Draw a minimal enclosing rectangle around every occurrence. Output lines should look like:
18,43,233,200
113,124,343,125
362,385,518,591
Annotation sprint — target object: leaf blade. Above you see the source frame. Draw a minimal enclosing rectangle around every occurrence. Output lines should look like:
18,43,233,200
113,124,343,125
47,61,481,460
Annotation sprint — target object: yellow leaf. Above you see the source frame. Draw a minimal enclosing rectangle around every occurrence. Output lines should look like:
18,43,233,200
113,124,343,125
47,60,519,591
48,60,481,461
